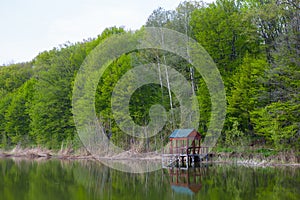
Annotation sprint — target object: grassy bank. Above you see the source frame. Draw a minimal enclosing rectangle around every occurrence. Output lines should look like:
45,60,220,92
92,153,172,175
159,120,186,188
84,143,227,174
0,146,93,160
210,147,300,166
1,146,300,168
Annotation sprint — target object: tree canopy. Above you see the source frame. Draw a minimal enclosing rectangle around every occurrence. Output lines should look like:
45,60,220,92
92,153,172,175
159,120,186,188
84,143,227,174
0,1,299,152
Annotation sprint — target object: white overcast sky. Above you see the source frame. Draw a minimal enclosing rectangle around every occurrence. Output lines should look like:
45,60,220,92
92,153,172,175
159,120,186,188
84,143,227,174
0,0,214,65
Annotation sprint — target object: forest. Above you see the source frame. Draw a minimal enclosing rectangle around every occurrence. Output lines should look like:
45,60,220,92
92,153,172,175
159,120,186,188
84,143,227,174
0,0,299,154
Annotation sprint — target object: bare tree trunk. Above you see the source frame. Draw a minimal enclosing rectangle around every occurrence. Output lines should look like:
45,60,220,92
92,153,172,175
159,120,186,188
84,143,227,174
164,61,173,110
156,55,164,102
160,31,173,110
184,5,196,95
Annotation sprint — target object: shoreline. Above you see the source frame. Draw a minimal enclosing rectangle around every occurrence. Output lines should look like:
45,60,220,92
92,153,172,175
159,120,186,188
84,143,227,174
1,148,299,168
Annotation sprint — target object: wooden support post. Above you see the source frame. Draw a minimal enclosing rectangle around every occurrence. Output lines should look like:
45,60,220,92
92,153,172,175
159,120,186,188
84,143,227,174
186,138,188,154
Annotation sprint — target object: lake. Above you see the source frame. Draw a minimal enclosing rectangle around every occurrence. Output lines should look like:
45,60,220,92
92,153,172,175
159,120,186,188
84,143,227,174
0,158,299,200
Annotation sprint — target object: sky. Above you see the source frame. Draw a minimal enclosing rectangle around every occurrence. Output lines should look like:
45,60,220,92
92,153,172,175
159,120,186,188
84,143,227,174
0,0,213,65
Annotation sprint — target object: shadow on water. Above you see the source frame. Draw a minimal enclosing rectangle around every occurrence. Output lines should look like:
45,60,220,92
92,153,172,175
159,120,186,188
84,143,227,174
0,158,299,200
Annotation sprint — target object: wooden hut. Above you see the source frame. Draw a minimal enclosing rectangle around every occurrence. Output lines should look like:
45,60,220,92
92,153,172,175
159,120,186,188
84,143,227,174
162,129,210,168
169,129,201,155
165,129,203,166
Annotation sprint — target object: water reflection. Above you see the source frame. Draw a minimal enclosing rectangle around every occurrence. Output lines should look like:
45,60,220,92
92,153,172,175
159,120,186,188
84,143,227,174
168,165,208,195
0,158,299,200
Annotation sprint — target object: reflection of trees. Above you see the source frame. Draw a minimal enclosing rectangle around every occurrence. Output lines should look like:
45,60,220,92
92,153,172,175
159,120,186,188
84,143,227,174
72,160,111,199
0,159,299,200
73,159,171,199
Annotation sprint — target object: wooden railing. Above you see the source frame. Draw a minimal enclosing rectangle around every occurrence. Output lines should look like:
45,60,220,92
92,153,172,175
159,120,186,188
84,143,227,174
168,146,210,155
198,146,210,155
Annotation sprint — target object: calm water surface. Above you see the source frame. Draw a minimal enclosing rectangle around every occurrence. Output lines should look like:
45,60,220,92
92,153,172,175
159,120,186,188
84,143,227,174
0,158,299,200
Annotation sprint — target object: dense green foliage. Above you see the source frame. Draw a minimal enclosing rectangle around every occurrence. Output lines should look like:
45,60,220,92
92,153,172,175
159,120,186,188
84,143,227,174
0,0,299,151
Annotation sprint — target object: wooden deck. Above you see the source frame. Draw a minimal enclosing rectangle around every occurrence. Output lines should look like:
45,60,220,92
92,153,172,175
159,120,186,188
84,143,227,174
162,146,210,168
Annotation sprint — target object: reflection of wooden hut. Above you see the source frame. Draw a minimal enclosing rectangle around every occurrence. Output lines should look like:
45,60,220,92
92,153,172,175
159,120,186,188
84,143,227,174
169,167,205,195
